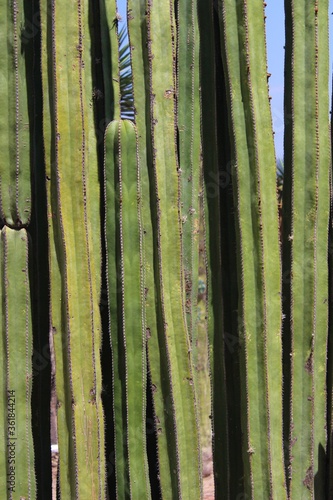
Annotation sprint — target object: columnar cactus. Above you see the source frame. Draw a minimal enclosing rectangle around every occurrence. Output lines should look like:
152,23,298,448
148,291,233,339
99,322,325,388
0,0,31,227
283,1,330,497
0,0,332,499
0,228,36,498
104,119,150,499
41,0,106,496
217,1,286,497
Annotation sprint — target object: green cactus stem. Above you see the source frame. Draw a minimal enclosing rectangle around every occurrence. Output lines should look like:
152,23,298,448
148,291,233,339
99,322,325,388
176,0,201,358
104,119,151,499
144,1,202,497
40,0,106,496
127,1,180,495
100,0,121,123
0,227,36,499
0,0,31,227
283,1,330,497
218,0,286,497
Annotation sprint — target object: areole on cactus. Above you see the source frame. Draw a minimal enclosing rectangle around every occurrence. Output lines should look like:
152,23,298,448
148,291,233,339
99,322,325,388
0,0,332,499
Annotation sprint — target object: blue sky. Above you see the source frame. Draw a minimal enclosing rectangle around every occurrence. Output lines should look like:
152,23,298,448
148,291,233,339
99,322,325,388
116,0,333,160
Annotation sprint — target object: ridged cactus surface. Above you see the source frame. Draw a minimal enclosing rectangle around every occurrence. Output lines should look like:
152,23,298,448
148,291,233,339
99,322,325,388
0,0,31,227
283,1,330,497
41,0,106,496
104,119,150,499
0,227,36,499
0,1,332,498
219,0,286,497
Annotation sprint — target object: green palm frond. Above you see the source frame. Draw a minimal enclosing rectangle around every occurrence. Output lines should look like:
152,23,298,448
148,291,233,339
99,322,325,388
119,25,134,121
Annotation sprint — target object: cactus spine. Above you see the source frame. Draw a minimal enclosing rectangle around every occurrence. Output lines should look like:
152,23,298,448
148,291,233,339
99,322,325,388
283,1,330,497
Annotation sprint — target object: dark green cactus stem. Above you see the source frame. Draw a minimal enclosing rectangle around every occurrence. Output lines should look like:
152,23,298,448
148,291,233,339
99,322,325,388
283,1,330,497
41,0,106,496
104,119,151,499
197,0,228,495
176,0,201,358
218,0,286,497
0,227,36,498
0,0,31,227
100,0,121,123
127,2,180,495
144,1,202,497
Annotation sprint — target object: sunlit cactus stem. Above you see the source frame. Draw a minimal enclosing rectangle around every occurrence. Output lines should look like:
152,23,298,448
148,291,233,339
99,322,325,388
0,0,31,227
40,0,106,496
218,0,286,497
283,1,330,497
104,119,151,499
0,227,36,499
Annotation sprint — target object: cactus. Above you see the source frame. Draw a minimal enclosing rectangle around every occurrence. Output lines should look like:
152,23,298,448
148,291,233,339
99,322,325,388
104,119,150,499
0,0,31,228
283,1,330,497
40,0,106,495
0,227,36,498
0,1,333,498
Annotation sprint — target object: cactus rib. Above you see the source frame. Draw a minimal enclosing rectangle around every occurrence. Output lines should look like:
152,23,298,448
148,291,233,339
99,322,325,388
104,119,151,499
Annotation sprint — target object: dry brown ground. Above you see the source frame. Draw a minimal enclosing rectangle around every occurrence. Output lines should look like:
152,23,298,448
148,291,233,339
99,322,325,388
203,473,215,500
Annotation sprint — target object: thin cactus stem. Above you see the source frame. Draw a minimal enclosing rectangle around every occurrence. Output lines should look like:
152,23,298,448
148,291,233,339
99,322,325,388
218,0,286,497
0,227,36,498
176,0,201,358
41,0,106,496
283,1,330,497
127,1,180,496
104,119,151,499
0,0,31,227
144,0,202,497
100,0,121,123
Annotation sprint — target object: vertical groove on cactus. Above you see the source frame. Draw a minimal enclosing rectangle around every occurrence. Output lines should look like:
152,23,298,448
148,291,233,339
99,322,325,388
283,1,330,497
0,0,31,227
104,119,151,499
197,0,229,496
0,227,36,498
219,0,286,497
214,6,243,495
41,0,106,496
